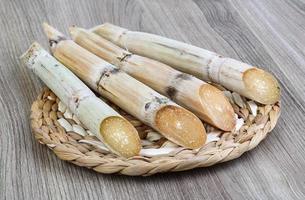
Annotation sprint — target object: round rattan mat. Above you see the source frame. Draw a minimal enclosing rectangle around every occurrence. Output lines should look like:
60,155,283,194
30,88,280,176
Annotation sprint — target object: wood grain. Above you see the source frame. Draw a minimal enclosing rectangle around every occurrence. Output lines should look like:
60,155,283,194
0,0,304,199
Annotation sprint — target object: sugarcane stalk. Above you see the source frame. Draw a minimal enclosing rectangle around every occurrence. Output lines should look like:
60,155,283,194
69,27,236,131
43,23,207,149
92,23,280,105
20,42,141,158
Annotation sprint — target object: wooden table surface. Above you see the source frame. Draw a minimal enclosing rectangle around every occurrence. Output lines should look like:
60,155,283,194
1,0,305,199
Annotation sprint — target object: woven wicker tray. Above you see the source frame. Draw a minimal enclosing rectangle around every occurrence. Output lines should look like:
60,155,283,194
30,87,280,176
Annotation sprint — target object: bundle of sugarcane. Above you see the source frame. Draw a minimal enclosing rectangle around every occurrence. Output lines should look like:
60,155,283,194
68,26,236,131
42,23,207,149
91,23,280,105
20,42,141,158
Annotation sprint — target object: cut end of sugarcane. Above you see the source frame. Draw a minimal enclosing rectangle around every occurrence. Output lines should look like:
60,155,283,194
90,23,127,43
100,116,141,158
42,22,67,51
199,84,236,131
243,68,280,104
69,25,83,41
20,42,42,66
90,23,114,34
155,105,206,149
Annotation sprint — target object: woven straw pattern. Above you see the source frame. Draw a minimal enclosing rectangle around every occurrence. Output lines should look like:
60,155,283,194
30,88,280,176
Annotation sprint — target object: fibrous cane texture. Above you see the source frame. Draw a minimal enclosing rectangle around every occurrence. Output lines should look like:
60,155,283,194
21,42,141,158
43,23,207,149
70,27,236,131
92,23,280,105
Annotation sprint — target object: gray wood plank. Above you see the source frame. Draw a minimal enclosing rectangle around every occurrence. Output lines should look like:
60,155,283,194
0,0,304,200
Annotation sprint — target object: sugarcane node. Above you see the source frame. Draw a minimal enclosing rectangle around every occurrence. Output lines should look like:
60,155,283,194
49,35,67,46
153,96,169,105
175,73,192,80
74,97,80,104
144,102,151,110
165,86,177,100
100,66,120,79
119,53,132,62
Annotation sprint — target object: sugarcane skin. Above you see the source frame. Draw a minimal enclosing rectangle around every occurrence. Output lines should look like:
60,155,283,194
42,23,142,157
93,23,281,105
46,23,207,149
70,27,236,131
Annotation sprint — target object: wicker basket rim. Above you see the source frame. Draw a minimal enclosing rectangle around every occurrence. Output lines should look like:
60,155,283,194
30,88,281,176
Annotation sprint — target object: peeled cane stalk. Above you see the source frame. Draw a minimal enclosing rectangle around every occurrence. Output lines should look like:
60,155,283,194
43,23,207,149
20,42,141,158
69,27,236,131
92,23,280,105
